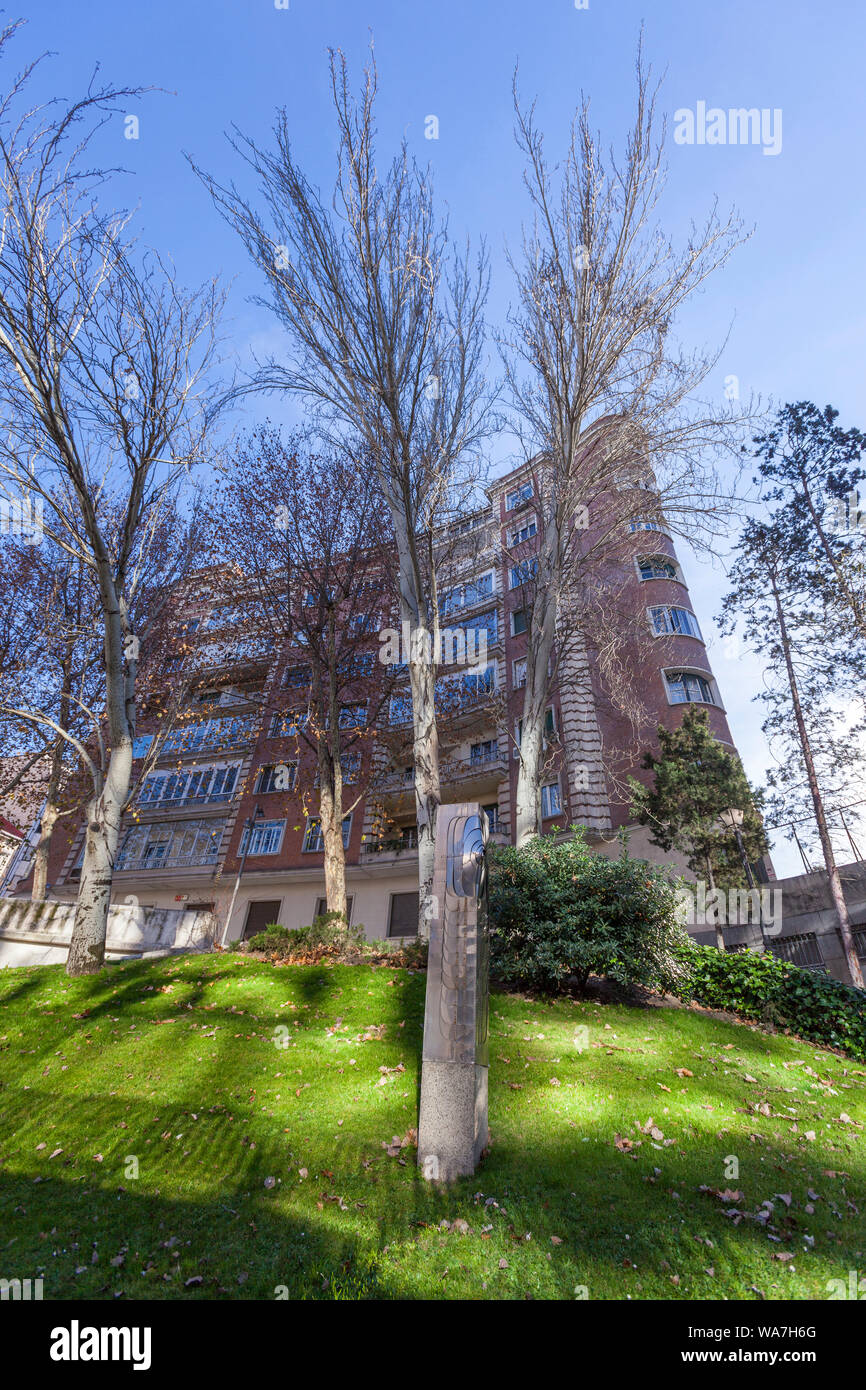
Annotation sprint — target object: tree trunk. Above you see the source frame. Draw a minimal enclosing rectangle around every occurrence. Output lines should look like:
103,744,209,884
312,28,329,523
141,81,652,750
318,756,348,922
769,567,865,989
409,625,440,941
66,742,132,977
707,858,725,953
32,711,70,902
514,588,557,845
31,801,58,902
514,704,544,846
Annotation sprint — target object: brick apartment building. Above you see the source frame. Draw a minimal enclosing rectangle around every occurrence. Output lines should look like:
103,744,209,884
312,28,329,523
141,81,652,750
18,458,741,943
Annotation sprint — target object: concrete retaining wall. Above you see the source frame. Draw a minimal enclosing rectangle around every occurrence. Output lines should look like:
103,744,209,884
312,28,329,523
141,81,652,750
0,898,217,969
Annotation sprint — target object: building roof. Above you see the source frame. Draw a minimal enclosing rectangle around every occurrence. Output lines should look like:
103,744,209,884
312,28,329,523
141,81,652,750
0,815,24,841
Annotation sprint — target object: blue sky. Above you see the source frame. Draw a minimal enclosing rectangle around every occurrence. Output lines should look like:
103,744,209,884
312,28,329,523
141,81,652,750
19,0,866,874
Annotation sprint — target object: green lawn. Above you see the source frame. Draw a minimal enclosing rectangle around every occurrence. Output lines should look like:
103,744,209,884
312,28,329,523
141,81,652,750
1,951,864,1300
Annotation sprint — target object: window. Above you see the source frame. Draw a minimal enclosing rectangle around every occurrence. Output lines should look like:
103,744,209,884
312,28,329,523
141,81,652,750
389,693,413,725
339,651,376,680
239,819,285,856
629,520,664,533
541,782,562,818
449,512,486,537
315,895,354,924
243,900,282,940
664,670,716,706
139,763,238,807
512,608,528,636
769,932,827,974
506,482,532,511
513,657,527,687
483,802,502,834
161,714,257,754
510,557,538,589
638,555,678,581
340,751,361,784
460,608,498,643
650,606,702,640
515,708,556,751
204,603,245,631
349,612,378,634
304,587,334,607
461,665,495,698
116,819,223,871
303,816,351,852
510,519,537,545
470,739,498,764
440,571,494,616
388,890,419,938
337,703,367,730
255,763,297,794
283,664,311,689
132,734,154,759
269,709,309,738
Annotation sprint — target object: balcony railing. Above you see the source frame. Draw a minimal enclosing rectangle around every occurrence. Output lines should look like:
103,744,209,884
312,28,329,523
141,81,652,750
362,830,419,855
160,715,258,756
137,789,237,811
442,748,506,781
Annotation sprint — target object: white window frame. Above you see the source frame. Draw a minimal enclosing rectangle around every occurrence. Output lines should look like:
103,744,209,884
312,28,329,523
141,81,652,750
663,668,718,707
303,814,352,853
509,518,537,546
649,605,702,640
389,693,413,725
635,554,681,583
511,608,528,636
506,482,533,511
513,657,527,688
510,557,538,589
255,762,298,794
440,569,494,615
240,818,286,856
541,781,563,819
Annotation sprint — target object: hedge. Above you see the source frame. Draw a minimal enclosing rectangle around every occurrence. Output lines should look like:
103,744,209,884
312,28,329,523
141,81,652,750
672,939,866,1062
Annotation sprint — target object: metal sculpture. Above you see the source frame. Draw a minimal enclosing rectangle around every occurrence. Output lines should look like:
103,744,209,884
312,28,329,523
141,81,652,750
418,802,490,1180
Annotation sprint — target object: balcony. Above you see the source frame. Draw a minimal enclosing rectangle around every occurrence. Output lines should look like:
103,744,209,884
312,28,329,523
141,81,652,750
450,745,506,774
115,845,221,872
136,788,237,813
373,745,506,803
190,634,273,675
362,828,419,858
159,715,258,757
114,818,225,874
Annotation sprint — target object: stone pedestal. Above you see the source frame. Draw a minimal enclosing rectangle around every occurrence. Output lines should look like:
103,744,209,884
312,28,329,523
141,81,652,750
418,803,489,1181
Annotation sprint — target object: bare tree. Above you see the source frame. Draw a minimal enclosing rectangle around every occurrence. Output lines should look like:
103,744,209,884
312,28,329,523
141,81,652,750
0,26,224,972
192,45,491,936
206,426,398,920
501,45,751,842
0,527,103,898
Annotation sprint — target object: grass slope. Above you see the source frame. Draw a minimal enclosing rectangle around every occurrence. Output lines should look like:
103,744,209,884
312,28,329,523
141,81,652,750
0,952,864,1301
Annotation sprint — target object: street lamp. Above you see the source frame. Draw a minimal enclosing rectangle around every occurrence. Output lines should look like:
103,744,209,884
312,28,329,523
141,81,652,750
220,803,264,948
718,806,766,948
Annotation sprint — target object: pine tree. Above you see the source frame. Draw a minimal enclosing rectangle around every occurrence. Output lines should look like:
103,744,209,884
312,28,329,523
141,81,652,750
629,708,768,951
